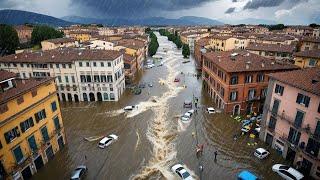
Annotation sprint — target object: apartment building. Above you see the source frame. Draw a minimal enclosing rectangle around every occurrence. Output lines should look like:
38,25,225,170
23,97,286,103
0,70,66,180
0,49,125,102
194,37,210,70
208,35,238,51
123,53,137,83
260,68,320,179
299,37,320,51
246,43,297,62
202,50,299,115
285,26,314,36
180,31,210,53
294,50,320,68
41,38,78,51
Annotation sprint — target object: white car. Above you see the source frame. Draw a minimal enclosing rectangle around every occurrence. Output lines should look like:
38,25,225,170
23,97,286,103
272,164,304,180
254,148,270,159
145,63,155,69
98,134,118,149
171,164,194,180
124,105,137,111
207,107,215,114
181,110,195,122
70,165,87,180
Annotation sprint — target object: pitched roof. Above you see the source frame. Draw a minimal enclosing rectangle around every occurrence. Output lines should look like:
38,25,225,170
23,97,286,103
0,49,122,63
246,43,296,53
203,50,299,73
116,39,145,50
269,67,320,96
123,53,136,63
44,38,76,44
300,36,320,43
294,50,320,59
0,70,16,82
0,77,54,104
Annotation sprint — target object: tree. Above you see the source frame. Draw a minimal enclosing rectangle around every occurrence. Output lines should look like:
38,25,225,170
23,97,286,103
182,44,190,58
174,36,182,49
0,24,19,56
145,27,151,33
148,31,159,56
309,23,319,28
31,25,64,46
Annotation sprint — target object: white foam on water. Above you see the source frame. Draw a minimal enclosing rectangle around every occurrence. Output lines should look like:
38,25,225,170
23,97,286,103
131,33,191,179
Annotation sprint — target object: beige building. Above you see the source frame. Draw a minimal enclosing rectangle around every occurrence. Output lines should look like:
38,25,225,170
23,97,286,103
41,38,78,51
294,50,320,68
14,25,33,43
246,43,296,61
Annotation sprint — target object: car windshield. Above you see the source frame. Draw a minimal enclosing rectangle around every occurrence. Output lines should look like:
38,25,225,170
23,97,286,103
99,142,104,146
176,167,184,171
182,171,191,178
255,150,261,155
279,165,290,170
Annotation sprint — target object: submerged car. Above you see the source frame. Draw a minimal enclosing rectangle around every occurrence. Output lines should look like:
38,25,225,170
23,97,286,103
207,107,215,114
183,100,192,108
98,134,118,149
272,164,304,180
70,165,87,180
124,105,137,111
254,148,270,159
181,110,195,122
148,83,153,87
171,164,194,180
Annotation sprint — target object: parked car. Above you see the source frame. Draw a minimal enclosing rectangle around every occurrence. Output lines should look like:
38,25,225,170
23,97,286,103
70,165,87,180
183,100,192,108
241,126,251,133
237,170,259,180
272,164,304,180
171,164,194,180
242,120,252,127
181,110,195,122
98,134,118,149
206,107,215,114
254,148,270,159
148,83,153,87
124,105,137,111
174,78,180,82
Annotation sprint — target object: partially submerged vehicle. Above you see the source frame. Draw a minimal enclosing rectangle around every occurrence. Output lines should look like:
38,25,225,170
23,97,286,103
206,107,215,114
98,134,118,149
124,105,137,111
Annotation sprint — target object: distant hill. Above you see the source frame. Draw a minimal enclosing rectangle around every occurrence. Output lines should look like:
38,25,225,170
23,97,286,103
62,16,224,26
0,9,73,27
224,18,278,25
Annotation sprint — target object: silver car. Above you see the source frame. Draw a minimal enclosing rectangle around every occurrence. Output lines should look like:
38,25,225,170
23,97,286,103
70,165,87,180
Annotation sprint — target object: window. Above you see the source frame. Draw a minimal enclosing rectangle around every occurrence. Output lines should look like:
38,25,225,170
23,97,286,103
93,62,97,67
51,101,57,112
101,75,106,82
86,75,91,82
107,62,111,67
13,146,24,164
41,126,49,142
17,96,24,105
0,141,2,149
271,99,280,116
53,116,61,130
56,64,59,68
110,93,115,100
288,127,301,145
71,76,75,83
101,62,104,67
94,75,100,82
314,120,320,137
268,116,277,130
34,109,46,123
229,91,238,101
309,59,317,67
57,76,62,83
245,75,253,83
305,137,320,157
65,76,69,83
79,62,82,67
230,76,238,85
80,75,86,83
248,89,256,100
294,110,305,128
256,74,264,82
28,135,37,152
68,64,72,68
261,88,268,98
86,62,90,67
20,117,34,133
296,93,310,107
62,64,66,69
4,127,20,143
107,75,113,83
275,84,284,95
103,93,109,100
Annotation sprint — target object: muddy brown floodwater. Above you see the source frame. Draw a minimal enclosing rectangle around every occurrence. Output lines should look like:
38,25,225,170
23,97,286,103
32,32,287,180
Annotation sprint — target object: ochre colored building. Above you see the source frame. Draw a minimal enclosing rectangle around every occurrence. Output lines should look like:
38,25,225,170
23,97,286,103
0,70,66,180
294,50,320,68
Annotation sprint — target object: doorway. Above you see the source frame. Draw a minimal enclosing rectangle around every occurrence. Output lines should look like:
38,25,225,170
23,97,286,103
233,105,240,116
67,93,72,102
34,155,44,170
89,93,95,101
57,136,65,150
61,93,66,101
21,166,32,180
97,92,103,101
74,94,79,102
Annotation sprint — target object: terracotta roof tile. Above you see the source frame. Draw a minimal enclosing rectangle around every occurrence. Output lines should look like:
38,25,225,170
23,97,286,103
0,70,16,82
269,67,320,96
246,43,296,53
294,50,320,59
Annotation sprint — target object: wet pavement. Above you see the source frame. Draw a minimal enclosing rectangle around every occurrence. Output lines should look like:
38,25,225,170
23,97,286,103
32,32,287,180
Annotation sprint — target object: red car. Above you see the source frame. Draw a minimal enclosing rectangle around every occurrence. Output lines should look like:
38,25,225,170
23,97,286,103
174,78,180,82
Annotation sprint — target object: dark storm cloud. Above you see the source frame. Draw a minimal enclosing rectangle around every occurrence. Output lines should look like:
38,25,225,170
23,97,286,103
225,7,236,14
0,0,17,8
71,0,214,17
232,0,237,2
243,0,307,10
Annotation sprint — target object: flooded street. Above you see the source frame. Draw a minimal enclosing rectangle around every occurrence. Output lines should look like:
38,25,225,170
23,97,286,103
32,32,286,180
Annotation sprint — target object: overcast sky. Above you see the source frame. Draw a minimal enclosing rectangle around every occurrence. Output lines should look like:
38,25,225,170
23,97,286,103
0,0,319,24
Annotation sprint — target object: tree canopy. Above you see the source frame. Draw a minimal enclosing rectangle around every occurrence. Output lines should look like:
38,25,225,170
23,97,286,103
148,31,159,56
0,24,19,56
182,44,190,58
31,25,64,46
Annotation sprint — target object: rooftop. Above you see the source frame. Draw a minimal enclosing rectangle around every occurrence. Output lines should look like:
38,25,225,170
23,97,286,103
294,50,320,59
116,39,145,50
203,50,299,73
0,70,16,82
0,49,122,63
0,76,54,104
246,43,296,53
44,38,76,44
269,67,320,96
